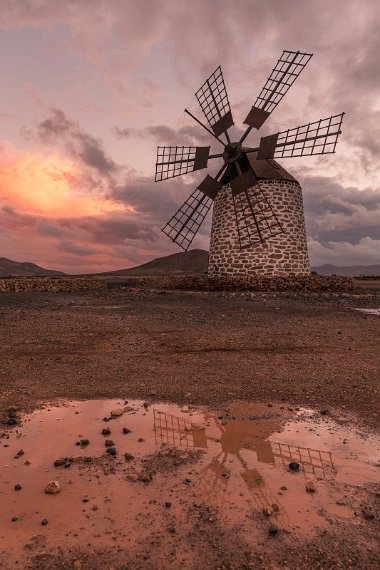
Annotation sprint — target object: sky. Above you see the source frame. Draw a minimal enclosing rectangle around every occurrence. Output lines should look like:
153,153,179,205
0,0,379,273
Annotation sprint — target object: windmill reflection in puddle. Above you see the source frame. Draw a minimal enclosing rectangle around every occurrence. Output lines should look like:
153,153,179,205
153,408,336,518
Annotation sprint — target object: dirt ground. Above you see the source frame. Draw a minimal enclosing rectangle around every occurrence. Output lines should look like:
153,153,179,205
0,283,379,568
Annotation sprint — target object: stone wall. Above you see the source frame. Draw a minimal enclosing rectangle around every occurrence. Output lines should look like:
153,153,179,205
208,180,310,278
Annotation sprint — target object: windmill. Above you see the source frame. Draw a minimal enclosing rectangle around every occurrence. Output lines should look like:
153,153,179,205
155,51,345,278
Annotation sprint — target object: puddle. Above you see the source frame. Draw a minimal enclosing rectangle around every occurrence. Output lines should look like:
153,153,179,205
353,308,380,316
0,400,379,567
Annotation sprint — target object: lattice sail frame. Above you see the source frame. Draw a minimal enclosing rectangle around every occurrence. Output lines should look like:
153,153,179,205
255,50,312,113
195,66,234,137
155,145,210,182
233,184,283,249
161,188,213,251
273,113,344,158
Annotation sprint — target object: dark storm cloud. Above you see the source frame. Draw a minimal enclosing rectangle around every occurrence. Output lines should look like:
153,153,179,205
30,108,118,177
302,175,380,244
37,108,74,141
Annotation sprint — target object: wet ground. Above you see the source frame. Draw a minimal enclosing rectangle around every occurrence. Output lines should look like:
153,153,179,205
0,399,379,569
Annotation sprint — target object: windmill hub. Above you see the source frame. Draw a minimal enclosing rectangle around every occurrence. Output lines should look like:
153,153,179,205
223,142,242,164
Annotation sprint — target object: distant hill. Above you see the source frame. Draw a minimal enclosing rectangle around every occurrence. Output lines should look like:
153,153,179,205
0,257,66,277
100,249,209,276
313,264,380,277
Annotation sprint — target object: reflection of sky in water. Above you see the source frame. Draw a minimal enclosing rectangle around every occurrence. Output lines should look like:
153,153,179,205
0,399,379,562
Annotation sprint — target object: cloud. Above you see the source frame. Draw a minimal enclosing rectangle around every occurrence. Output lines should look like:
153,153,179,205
113,124,211,146
58,239,97,256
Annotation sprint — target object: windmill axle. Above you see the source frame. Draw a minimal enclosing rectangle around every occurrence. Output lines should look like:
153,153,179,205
223,142,243,164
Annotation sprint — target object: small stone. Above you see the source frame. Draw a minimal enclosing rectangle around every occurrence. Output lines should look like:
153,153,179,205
268,524,279,536
14,484,22,491
305,481,316,493
104,440,115,447
289,461,300,472
82,496,90,503
54,457,70,467
44,481,61,495
164,502,172,508
110,409,123,417
41,519,48,526
122,428,131,434
280,486,287,491
181,406,189,412
320,409,329,416
101,428,111,436
362,508,374,520
91,504,99,511
263,506,272,516
127,474,138,482
271,503,279,512
138,472,151,483
103,417,110,422
124,452,134,461
16,449,24,456
106,447,117,456
138,438,145,443
80,439,89,447
24,460,31,466
267,403,273,407
11,516,18,522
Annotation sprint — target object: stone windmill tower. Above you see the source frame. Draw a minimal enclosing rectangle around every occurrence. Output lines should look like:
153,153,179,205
155,51,344,278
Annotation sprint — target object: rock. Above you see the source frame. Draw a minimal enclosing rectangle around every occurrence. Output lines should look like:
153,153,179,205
138,438,145,443
127,474,138,482
137,472,152,483
289,461,300,472
263,506,272,516
82,496,90,503
44,481,61,495
54,457,71,467
164,502,172,508
280,486,287,491
320,409,329,415
16,449,24,456
362,508,374,520
268,524,279,536
41,519,48,526
24,460,31,466
101,428,111,436
181,406,189,412
305,481,316,493
104,440,115,447
11,516,19,522
14,484,22,491
122,428,131,434
124,452,134,461
106,447,117,456
271,503,279,512
110,409,123,417
79,439,89,447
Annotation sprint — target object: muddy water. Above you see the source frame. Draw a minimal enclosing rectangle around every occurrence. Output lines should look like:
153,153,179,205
0,400,379,567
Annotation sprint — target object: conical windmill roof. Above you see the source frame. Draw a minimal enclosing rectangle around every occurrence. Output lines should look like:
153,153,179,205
247,152,298,183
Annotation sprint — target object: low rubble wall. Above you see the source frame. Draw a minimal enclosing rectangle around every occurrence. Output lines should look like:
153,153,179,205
0,278,107,293
122,274,355,293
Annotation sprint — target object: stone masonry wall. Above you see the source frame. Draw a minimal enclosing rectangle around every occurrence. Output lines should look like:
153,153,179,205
208,180,310,277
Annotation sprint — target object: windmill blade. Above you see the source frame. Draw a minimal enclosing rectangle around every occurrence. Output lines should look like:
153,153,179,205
243,51,313,130
155,145,210,182
195,66,234,137
259,113,345,159
161,179,219,251
233,184,283,249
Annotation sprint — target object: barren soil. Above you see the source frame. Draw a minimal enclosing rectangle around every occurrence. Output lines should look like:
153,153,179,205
0,284,379,568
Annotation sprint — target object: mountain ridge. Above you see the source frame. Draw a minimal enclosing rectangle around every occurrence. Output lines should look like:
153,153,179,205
0,257,66,277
